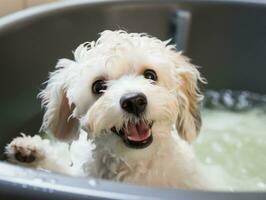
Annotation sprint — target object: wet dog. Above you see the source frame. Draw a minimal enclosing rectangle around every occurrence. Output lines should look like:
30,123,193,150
6,30,211,189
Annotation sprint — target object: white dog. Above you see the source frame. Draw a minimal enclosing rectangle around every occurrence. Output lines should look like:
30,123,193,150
5,30,212,190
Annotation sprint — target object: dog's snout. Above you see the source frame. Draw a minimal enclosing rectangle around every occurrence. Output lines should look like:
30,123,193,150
120,92,147,116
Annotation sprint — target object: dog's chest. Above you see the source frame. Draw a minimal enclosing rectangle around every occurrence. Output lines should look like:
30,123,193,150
90,134,209,189
91,146,183,187
92,150,131,181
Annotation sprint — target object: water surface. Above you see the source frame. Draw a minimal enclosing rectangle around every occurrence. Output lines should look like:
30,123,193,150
194,90,266,191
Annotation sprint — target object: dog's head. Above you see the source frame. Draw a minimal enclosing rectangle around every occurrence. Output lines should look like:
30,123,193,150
39,30,204,148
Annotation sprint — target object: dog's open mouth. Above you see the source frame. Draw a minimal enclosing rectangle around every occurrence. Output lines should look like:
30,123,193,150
111,120,153,149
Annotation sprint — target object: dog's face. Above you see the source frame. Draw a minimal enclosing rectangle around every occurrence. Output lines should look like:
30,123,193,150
39,30,203,149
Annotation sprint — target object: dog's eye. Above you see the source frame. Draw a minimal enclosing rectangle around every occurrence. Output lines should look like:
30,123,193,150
92,80,107,94
143,69,157,81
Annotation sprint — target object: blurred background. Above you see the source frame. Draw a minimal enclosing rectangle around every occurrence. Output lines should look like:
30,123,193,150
0,0,58,16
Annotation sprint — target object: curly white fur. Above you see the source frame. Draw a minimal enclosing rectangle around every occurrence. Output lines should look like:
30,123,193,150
5,30,212,190
6,130,94,176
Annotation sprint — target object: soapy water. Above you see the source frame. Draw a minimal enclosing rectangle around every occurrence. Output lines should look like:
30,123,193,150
194,90,266,191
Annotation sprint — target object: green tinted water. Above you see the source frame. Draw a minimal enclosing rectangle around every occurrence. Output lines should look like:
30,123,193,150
194,108,266,191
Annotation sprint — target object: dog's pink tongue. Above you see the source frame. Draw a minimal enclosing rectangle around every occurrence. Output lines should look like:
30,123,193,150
124,121,151,141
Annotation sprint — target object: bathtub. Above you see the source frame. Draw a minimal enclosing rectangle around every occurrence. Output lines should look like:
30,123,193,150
0,0,265,199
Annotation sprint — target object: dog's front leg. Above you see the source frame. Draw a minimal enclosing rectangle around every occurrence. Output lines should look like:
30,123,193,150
5,134,75,175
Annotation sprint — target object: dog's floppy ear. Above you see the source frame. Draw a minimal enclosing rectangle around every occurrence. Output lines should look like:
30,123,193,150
174,55,204,143
39,59,79,141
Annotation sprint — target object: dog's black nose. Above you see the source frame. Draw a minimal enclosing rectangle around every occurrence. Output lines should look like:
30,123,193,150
120,92,147,116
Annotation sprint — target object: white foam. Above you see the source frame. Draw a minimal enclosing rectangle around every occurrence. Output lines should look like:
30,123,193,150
194,108,266,191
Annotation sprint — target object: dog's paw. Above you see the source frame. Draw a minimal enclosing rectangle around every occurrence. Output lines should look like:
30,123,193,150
6,135,46,164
